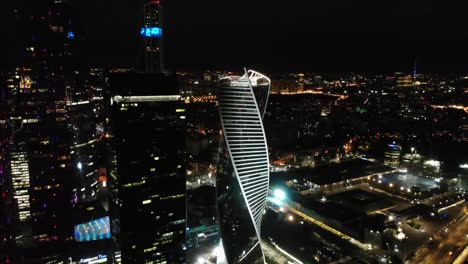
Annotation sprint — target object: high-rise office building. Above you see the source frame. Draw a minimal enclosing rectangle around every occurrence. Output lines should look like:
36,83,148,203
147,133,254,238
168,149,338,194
67,72,100,204
0,80,17,259
141,0,164,72
8,0,76,250
110,72,186,263
216,69,271,263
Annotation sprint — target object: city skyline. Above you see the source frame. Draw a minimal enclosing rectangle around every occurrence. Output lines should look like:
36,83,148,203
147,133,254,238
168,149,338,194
1,0,467,264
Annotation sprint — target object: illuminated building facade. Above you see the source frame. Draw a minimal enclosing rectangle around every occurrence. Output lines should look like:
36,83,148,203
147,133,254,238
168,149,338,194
384,143,402,168
110,72,186,263
142,0,164,72
216,69,271,263
10,144,31,222
9,0,76,246
396,74,413,88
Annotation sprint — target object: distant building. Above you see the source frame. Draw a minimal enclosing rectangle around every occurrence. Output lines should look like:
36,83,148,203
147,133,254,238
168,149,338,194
396,74,413,88
384,143,402,168
216,70,271,263
402,153,422,166
271,79,297,94
110,72,186,263
460,123,468,142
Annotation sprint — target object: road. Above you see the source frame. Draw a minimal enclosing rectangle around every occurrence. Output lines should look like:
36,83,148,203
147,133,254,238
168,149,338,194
286,204,370,251
409,210,468,264
262,240,303,264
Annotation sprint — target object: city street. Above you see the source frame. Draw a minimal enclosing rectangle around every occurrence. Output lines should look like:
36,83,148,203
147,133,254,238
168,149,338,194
262,240,303,264
409,209,468,264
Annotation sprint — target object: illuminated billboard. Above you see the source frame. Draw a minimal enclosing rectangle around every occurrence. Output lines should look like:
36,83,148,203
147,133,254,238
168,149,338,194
74,216,111,242
140,27,162,38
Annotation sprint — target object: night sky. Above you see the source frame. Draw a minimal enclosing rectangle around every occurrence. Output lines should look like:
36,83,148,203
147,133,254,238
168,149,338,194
2,0,468,73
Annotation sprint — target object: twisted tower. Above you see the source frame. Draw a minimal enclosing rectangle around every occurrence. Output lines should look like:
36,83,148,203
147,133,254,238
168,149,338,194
216,69,271,263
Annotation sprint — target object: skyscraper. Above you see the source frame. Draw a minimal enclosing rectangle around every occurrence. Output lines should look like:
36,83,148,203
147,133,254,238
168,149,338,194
216,69,271,263
141,0,164,72
110,72,186,263
6,0,76,253
67,71,100,204
0,76,16,260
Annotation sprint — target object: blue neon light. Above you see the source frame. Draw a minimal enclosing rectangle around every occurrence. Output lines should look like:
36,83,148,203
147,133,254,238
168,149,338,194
74,216,111,242
140,27,162,38
67,32,75,40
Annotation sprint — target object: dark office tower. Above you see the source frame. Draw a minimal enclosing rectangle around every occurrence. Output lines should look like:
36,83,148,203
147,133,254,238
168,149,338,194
110,72,186,263
0,82,17,258
141,0,164,72
12,0,76,246
85,68,109,187
87,69,107,140
67,72,100,204
216,70,271,264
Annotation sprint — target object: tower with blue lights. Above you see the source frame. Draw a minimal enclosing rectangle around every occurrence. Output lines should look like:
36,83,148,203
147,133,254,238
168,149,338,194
141,0,164,73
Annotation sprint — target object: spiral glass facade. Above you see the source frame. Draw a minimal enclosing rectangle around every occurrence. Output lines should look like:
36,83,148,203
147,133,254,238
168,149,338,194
216,69,271,263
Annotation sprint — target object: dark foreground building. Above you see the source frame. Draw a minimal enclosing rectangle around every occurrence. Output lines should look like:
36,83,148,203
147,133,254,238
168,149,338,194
2,1,76,261
216,70,271,263
110,72,186,263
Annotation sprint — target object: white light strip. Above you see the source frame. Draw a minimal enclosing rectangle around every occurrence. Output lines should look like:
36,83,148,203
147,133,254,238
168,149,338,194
113,95,180,103
437,199,465,213
67,100,90,106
